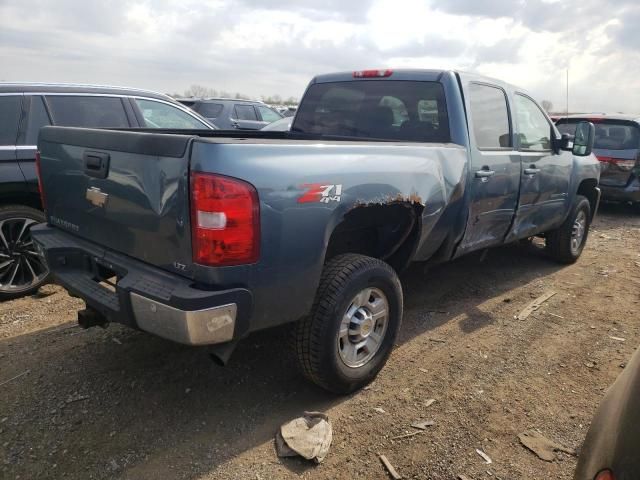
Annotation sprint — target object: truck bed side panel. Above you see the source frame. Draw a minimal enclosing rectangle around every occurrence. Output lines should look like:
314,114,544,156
189,141,469,330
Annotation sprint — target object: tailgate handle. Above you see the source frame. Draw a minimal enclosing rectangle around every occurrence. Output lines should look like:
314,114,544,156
83,151,110,179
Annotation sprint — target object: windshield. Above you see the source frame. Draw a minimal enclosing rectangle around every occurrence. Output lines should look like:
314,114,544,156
557,120,640,150
293,80,450,142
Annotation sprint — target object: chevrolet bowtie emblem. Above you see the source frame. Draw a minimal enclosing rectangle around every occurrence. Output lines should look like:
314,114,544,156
86,187,109,208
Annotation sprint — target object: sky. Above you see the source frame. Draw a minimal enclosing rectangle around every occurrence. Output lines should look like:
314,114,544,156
1,0,639,113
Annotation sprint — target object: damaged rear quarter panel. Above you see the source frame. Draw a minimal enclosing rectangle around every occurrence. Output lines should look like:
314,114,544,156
190,140,469,330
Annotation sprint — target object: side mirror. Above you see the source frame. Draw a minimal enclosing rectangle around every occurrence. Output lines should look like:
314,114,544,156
572,121,595,156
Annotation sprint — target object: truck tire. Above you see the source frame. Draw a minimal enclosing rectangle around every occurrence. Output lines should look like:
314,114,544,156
293,254,403,394
0,205,50,300
545,195,591,264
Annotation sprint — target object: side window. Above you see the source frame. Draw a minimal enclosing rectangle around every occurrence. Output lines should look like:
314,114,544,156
46,96,129,128
135,99,209,129
234,105,258,121
197,103,224,119
0,96,21,145
257,105,282,123
24,96,52,145
468,83,511,149
514,95,552,151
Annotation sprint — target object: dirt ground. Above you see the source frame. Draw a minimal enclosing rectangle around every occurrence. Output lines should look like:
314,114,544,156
1,203,639,480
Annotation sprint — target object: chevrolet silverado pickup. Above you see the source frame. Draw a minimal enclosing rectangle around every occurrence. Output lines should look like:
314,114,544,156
32,69,600,393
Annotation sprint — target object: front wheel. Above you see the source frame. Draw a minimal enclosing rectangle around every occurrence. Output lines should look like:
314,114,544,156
293,254,403,394
0,205,50,300
545,195,591,264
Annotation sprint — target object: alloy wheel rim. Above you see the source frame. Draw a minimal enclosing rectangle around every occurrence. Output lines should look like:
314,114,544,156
0,218,48,293
337,287,389,368
571,210,587,254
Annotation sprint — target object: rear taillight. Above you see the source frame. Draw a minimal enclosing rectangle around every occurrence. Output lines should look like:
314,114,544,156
190,172,259,267
35,150,46,210
595,469,615,480
596,156,636,170
353,69,393,78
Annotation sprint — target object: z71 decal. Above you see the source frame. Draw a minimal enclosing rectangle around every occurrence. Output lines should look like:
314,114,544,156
298,184,343,204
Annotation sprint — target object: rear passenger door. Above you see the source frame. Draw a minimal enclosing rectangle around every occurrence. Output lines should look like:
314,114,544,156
0,95,27,191
0,95,22,163
457,81,521,254
511,94,572,236
231,104,265,130
16,95,52,193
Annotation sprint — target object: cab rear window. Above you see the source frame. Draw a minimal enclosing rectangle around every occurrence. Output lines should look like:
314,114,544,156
557,120,640,151
293,81,450,142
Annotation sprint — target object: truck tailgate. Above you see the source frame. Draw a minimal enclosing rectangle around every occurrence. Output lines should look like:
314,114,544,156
38,127,194,276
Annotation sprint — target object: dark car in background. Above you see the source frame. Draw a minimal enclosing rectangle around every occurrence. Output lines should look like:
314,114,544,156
0,82,214,299
177,98,283,130
557,115,640,206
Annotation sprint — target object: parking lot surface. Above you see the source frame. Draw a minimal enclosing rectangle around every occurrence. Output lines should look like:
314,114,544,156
1,204,639,480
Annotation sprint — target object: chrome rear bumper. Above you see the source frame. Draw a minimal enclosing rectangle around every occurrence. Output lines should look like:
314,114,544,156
131,293,237,345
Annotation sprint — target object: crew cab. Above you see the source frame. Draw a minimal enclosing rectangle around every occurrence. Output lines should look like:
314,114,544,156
32,70,600,393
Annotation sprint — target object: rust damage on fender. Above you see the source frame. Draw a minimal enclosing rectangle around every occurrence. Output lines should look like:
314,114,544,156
330,194,424,269
349,192,425,211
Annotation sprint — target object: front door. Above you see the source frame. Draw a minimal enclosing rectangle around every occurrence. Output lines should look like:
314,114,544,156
457,81,520,255
510,94,572,238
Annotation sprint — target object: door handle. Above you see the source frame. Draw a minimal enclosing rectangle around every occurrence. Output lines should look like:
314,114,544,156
231,120,240,128
524,166,541,175
475,168,495,178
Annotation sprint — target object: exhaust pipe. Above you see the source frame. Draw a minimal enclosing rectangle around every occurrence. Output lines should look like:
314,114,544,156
208,341,238,366
78,308,108,329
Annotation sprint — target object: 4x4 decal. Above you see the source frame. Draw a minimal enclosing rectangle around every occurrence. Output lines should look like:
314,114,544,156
298,184,343,203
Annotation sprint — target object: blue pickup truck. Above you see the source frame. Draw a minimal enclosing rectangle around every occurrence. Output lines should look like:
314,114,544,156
32,69,600,393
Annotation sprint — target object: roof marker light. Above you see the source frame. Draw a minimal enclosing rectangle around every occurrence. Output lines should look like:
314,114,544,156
353,69,393,78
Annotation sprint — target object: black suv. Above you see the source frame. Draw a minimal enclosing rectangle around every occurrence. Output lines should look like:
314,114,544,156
177,98,283,130
0,83,214,300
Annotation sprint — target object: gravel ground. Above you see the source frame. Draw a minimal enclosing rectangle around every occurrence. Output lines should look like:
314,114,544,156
1,203,639,480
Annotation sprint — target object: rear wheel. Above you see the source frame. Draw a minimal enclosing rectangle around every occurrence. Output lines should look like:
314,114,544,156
293,254,403,394
545,195,591,263
0,205,50,300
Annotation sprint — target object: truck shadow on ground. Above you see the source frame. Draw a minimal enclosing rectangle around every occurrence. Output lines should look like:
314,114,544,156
0,242,567,480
